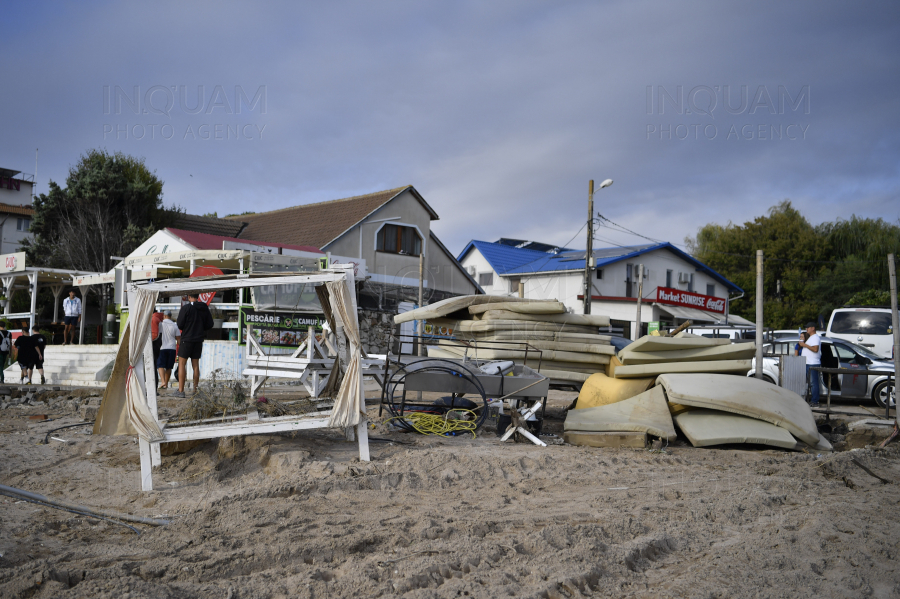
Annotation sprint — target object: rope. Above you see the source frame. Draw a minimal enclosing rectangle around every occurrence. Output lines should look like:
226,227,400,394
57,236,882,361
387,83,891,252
386,409,480,438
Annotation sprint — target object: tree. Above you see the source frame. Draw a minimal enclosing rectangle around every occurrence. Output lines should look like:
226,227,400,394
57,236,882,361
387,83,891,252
24,149,182,273
686,201,900,328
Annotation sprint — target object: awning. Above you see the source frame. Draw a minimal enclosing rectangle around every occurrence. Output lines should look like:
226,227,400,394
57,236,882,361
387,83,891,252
655,303,752,325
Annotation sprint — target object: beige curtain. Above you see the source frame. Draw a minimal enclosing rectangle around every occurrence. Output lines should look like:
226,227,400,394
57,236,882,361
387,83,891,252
93,288,165,441
326,279,364,428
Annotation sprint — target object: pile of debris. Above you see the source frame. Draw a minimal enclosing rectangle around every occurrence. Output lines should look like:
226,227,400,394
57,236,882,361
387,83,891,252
565,370,832,452
607,332,755,378
395,296,614,386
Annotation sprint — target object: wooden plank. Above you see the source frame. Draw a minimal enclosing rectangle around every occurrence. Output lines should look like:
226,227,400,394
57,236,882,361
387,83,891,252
563,430,648,448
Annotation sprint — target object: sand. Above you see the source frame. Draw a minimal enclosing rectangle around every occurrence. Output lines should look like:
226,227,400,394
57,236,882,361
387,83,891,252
1,387,899,598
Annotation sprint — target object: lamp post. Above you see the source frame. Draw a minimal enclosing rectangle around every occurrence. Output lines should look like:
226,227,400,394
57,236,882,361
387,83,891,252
583,178,613,315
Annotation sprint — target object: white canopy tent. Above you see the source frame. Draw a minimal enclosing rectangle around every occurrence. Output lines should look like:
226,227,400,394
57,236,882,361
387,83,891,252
1,266,101,334
92,266,370,491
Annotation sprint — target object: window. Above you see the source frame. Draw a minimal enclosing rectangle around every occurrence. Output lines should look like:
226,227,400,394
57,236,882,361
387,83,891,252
596,269,603,280
625,264,633,297
16,218,30,232
706,284,715,297
666,269,672,288
830,311,892,335
478,272,493,286
509,277,520,293
376,224,421,256
833,344,856,361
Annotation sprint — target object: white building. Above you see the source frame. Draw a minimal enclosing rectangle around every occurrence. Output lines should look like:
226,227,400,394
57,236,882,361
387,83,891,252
0,168,35,255
458,240,750,338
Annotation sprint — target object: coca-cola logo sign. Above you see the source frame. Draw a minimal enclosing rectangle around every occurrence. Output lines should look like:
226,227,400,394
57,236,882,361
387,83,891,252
5,256,16,271
657,286,726,314
1,252,24,273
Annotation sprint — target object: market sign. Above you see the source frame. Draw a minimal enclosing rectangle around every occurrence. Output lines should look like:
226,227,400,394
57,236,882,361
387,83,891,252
656,286,726,314
240,307,325,347
0,252,25,273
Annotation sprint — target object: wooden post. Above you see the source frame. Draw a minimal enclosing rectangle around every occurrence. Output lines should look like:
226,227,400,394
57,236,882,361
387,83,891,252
583,180,594,315
417,252,424,357
634,264,643,339
755,250,764,379
518,280,524,299
888,254,898,423
28,271,38,334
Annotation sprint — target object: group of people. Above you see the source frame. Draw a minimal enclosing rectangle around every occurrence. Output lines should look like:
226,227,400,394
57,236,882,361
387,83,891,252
0,289,214,394
151,293,215,399
795,322,822,406
0,323,48,385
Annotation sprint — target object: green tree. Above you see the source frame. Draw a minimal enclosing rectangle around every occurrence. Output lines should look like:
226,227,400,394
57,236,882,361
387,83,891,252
686,202,900,328
24,150,182,273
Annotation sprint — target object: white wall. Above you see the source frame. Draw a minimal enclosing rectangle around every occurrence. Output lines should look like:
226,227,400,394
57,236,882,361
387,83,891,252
458,248,516,297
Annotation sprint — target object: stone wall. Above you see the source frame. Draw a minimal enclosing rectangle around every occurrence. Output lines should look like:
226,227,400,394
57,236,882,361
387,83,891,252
358,308,396,355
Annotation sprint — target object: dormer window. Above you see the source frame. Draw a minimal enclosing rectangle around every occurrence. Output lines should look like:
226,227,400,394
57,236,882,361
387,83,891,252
377,224,422,256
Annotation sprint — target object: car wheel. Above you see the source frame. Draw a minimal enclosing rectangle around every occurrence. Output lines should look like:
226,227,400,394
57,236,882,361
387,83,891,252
872,380,895,408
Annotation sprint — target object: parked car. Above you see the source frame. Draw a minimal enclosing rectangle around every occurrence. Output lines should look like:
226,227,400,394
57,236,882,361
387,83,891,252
826,307,894,359
747,337,895,407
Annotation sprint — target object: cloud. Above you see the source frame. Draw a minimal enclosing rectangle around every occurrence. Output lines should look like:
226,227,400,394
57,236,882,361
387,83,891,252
1,0,898,255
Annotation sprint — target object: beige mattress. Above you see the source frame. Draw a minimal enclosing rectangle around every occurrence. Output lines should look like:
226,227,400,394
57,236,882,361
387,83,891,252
656,373,819,446
468,301,566,315
574,373,656,409
434,340,610,365
541,369,592,383
460,331,612,343
612,359,752,378
476,310,610,327
624,335,732,353
619,342,757,365
456,320,598,335
564,386,677,440
394,295,537,324
673,408,800,449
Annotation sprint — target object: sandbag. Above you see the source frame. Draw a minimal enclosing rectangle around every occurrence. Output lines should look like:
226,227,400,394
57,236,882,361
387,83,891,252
564,386,677,440
574,373,656,409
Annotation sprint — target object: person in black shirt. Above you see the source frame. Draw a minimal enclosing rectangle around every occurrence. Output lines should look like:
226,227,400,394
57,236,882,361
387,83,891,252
0,322,11,384
174,293,214,398
31,326,47,385
13,328,40,385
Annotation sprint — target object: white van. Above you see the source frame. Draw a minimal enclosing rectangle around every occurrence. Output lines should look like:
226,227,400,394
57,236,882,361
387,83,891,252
826,307,894,359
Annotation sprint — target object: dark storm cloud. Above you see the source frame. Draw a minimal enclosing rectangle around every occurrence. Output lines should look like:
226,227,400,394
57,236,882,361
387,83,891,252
1,0,897,255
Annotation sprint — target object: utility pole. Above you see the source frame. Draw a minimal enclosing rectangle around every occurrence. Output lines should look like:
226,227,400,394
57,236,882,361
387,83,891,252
634,264,644,339
583,180,594,315
887,254,898,423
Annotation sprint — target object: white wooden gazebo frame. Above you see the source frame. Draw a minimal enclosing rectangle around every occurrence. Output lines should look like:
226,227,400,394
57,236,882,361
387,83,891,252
128,266,369,491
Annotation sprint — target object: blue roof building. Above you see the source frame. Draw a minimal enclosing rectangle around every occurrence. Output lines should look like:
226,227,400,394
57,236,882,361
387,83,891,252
457,239,749,337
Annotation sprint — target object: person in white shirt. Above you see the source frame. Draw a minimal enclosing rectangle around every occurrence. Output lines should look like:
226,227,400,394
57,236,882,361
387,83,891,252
798,321,821,405
62,290,82,345
155,312,180,391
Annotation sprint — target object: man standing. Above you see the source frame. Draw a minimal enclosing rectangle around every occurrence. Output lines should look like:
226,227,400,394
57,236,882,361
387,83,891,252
62,290,82,345
0,322,11,384
174,293,213,398
31,326,47,385
13,327,40,385
156,312,180,391
798,321,821,406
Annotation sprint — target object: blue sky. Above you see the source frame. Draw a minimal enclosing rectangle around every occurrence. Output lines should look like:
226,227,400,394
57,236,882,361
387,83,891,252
2,1,898,254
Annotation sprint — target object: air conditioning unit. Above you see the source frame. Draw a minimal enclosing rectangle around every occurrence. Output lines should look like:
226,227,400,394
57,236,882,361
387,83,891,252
467,266,476,276
678,272,690,284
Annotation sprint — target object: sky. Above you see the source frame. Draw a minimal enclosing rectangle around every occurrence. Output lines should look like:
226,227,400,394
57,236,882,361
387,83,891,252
2,0,898,256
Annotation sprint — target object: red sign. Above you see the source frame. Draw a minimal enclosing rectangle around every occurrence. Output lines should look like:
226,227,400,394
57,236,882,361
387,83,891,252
189,266,224,305
657,286,726,314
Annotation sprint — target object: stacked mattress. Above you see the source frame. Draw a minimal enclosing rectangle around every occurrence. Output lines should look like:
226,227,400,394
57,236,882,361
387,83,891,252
394,296,612,386
608,333,756,379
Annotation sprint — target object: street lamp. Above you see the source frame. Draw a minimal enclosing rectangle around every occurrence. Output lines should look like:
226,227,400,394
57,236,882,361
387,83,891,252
583,178,613,315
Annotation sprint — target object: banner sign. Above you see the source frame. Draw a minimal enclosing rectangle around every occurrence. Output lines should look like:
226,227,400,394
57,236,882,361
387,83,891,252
121,249,245,268
0,252,25,273
656,286,726,314
240,307,325,347
75,272,116,286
